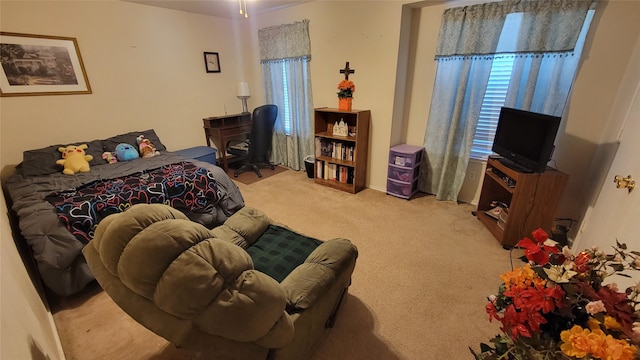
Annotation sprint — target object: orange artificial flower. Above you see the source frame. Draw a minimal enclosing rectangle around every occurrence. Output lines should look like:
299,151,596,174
560,325,593,358
337,80,355,98
499,265,545,291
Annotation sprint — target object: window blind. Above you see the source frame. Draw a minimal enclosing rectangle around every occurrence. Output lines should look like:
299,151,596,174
470,55,514,160
281,62,292,135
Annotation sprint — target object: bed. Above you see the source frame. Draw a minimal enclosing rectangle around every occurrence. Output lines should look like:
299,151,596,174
3,129,245,296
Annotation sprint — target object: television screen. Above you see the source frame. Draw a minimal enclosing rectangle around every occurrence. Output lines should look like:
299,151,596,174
491,107,561,173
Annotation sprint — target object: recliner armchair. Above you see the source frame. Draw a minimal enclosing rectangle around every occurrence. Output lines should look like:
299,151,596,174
227,104,278,178
82,204,358,360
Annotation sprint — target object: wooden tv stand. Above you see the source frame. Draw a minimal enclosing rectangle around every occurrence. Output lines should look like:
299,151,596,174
476,157,568,248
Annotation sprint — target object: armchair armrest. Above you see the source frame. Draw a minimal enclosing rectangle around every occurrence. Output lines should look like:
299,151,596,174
280,238,358,310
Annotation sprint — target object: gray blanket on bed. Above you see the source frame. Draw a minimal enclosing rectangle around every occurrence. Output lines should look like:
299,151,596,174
4,152,244,296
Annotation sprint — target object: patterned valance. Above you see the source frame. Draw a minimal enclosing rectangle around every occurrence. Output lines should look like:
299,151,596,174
436,0,597,58
259,19,311,62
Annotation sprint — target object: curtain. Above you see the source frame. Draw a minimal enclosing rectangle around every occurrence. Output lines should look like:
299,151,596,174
420,57,495,201
419,0,595,202
258,20,314,171
504,10,595,115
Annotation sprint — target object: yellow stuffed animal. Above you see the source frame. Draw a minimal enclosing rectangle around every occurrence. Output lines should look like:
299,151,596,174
56,144,93,175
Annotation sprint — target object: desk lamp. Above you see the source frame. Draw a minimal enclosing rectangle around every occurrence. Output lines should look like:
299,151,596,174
237,82,250,114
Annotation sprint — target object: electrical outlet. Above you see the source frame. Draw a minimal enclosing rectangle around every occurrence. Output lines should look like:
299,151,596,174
468,171,477,181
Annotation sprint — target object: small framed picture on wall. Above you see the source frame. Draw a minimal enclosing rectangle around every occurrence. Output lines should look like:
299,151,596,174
204,52,220,73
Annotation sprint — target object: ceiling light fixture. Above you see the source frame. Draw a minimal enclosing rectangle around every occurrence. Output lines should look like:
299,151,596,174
238,0,248,18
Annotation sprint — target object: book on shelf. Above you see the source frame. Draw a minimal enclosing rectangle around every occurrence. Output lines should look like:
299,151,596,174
332,142,340,159
316,160,324,179
339,166,348,183
323,162,338,181
315,137,322,157
316,162,353,184
316,138,354,161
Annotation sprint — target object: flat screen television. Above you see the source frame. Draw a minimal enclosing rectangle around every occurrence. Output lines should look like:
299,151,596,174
491,107,561,173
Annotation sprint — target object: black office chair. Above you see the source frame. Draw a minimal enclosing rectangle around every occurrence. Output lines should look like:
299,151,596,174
226,104,278,178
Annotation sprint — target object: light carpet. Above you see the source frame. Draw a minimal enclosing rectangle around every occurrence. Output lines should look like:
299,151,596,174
225,164,289,185
51,169,521,360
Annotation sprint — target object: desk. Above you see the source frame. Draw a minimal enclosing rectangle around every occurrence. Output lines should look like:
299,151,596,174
203,113,252,172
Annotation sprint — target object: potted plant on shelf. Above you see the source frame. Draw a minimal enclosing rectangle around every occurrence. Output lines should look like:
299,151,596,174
471,228,640,360
337,79,355,111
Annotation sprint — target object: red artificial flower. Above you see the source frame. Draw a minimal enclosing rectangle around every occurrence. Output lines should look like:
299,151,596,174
532,228,549,243
486,302,500,323
524,309,548,333
517,237,550,265
502,304,533,338
574,251,592,273
516,229,559,265
505,284,565,315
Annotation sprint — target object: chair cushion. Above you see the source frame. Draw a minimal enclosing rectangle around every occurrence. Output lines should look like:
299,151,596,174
246,225,322,282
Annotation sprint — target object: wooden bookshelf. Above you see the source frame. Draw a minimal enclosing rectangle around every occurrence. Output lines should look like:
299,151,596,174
314,108,370,193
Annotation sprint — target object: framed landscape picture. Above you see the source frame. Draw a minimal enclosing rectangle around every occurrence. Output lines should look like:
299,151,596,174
204,52,221,73
0,32,92,97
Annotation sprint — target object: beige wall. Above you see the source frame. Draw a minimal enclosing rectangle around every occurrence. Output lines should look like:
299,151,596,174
553,1,640,221
0,0,253,169
247,1,406,192
1,189,65,360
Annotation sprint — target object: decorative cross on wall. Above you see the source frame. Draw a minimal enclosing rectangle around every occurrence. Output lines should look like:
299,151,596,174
340,61,355,80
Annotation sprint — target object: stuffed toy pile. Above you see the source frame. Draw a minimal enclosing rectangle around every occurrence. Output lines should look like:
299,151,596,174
57,144,93,175
100,134,161,164
56,134,162,174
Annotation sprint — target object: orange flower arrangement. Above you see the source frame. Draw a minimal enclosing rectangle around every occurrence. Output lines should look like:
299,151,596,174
337,79,355,98
471,228,640,360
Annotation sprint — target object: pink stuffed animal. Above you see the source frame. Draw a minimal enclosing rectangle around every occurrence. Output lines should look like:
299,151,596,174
102,151,118,164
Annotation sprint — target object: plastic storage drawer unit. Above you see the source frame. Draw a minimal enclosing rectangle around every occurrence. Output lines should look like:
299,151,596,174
387,144,424,199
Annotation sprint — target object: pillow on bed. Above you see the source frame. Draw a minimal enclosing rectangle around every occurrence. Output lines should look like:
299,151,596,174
102,129,167,153
22,139,105,177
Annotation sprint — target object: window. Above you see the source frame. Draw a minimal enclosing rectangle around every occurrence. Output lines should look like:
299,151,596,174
469,10,594,161
258,19,314,170
281,62,292,135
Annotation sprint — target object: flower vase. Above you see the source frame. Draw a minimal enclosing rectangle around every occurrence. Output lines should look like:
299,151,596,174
338,97,352,112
